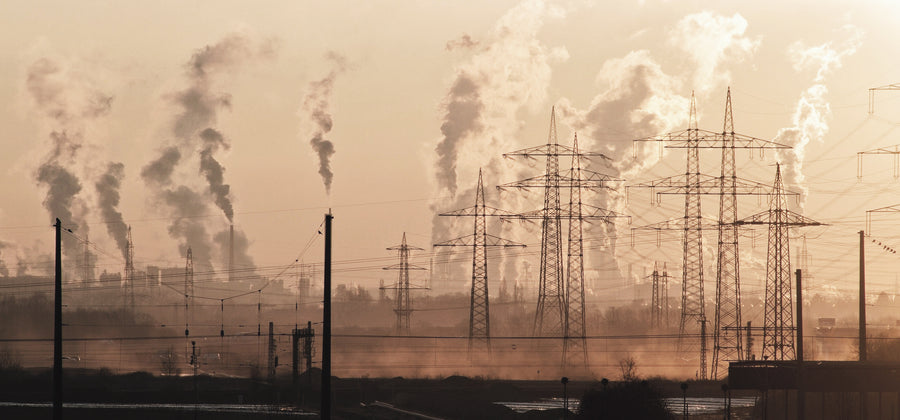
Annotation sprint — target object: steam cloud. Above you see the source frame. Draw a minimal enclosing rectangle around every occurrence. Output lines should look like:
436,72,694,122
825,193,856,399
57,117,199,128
199,128,233,222
214,228,255,275
95,162,129,259
142,32,273,268
430,0,568,293
301,52,347,195
433,0,567,200
25,55,112,274
668,11,760,95
775,26,863,209
556,10,759,285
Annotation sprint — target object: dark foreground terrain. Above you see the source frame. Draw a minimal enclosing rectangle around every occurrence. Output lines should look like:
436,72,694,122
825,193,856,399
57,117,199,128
0,367,754,419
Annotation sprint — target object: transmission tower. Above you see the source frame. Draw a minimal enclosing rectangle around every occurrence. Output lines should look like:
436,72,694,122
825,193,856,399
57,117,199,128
500,109,616,340
630,90,792,379
125,225,135,310
736,163,822,360
501,129,625,368
859,83,900,177
868,83,900,114
81,233,93,285
381,232,426,336
649,262,670,329
434,169,525,354
184,247,193,338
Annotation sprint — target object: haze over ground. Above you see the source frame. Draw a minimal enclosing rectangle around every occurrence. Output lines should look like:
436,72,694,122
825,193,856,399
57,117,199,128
1,0,899,317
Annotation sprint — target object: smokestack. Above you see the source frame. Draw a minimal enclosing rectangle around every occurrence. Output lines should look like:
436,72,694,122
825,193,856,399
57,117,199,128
229,224,234,282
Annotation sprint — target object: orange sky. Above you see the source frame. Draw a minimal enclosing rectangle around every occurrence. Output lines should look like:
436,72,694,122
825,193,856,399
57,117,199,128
2,0,900,308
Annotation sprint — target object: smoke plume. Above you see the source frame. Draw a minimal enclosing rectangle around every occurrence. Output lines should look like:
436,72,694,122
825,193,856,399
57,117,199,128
213,228,255,277
301,52,347,195
199,128,233,222
446,34,479,51
556,10,760,288
95,162,129,259
429,0,568,293
163,186,213,268
25,55,113,259
0,241,9,278
556,50,687,181
433,0,567,200
668,11,760,95
141,147,181,187
142,32,273,267
435,75,483,198
775,26,862,208
25,57,112,246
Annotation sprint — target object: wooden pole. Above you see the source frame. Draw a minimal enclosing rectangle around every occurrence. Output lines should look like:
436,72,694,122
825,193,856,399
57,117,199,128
53,218,62,420
321,213,333,419
860,230,867,361
796,269,804,420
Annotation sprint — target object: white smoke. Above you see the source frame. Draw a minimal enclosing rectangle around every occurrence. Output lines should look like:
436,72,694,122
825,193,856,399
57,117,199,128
557,10,762,289
432,0,569,201
430,0,569,294
23,52,113,275
669,11,760,95
775,26,863,209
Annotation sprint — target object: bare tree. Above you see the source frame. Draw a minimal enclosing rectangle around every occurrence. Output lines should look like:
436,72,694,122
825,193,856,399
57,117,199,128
619,356,638,381
159,346,179,376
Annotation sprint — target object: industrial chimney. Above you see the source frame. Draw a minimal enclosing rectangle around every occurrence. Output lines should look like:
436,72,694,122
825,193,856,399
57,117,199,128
228,224,234,282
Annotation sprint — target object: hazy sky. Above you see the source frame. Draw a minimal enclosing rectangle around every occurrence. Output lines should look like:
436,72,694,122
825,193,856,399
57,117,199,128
2,0,900,305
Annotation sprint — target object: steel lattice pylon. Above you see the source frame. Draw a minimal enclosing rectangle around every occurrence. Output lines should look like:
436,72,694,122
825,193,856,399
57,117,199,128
533,109,564,337
382,233,426,336
184,246,194,360
125,225,135,310
630,89,793,379
712,89,742,379
736,164,822,360
501,114,625,368
649,262,670,329
501,109,617,344
681,96,705,375
434,169,524,354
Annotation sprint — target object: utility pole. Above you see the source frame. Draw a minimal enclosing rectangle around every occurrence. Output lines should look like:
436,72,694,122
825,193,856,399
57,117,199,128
185,247,193,361
125,226,135,310
54,218,62,420
434,169,524,355
868,83,900,114
796,269,805,420
381,233,426,335
293,321,315,385
736,164,822,360
859,230,866,362
649,262,670,330
501,118,624,367
650,263,661,329
81,232,92,286
267,321,276,383
631,90,793,378
321,212,332,420
745,321,753,360
499,109,617,342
